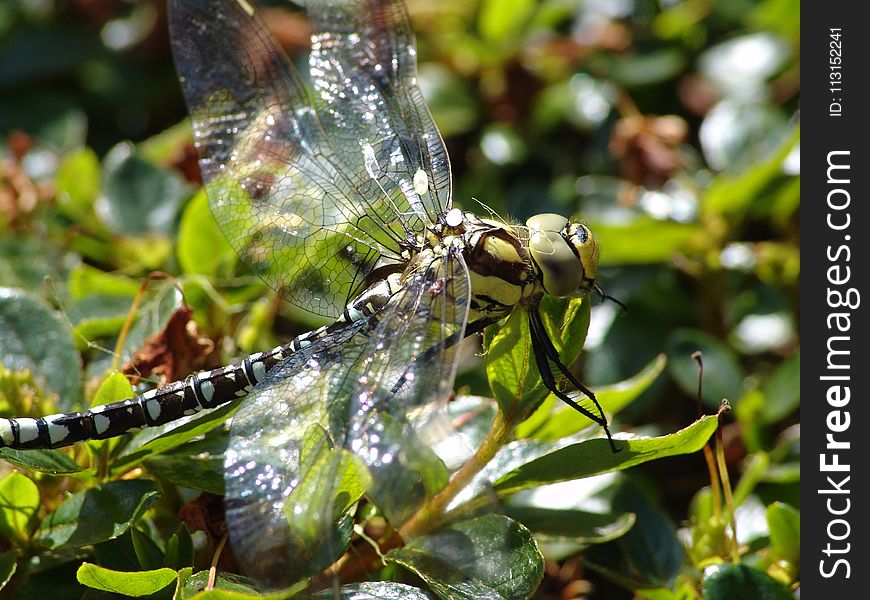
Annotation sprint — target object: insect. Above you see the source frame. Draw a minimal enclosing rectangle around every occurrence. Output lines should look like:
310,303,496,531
1,0,619,589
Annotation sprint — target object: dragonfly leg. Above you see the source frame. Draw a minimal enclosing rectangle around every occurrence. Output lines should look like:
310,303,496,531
529,310,619,453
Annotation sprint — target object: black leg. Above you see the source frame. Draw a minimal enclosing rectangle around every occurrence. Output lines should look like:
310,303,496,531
529,310,619,453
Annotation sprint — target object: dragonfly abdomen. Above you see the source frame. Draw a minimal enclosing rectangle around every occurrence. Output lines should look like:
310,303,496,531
0,348,285,450
0,274,400,450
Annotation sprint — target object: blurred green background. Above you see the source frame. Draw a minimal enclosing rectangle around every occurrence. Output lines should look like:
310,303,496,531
0,0,799,597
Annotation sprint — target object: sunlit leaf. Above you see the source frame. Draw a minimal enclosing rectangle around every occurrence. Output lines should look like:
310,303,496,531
165,524,195,571
590,218,697,266
90,371,135,408
55,148,101,225
766,501,799,566
478,0,534,43
68,264,141,301
177,189,236,278
0,288,82,408
761,351,800,423
142,422,227,494
76,563,177,596
494,416,718,495
704,125,799,216
387,514,543,600
35,480,161,549
0,471,40,542
176,570,267,599
0,447,84,475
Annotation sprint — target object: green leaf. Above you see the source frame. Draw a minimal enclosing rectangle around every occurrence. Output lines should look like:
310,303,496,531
184,592,284,600
486,309,544,416
486,297,590,423
94,531,149,572
766,501,799,565
111,400,240,475
299,423,332,476
0,238,71,293
55,148,101,224
601,49,687,87
68,264,141,300
183,590,292,600
177,189,236,278
281,448,371,571
590,218,697,266
702,564,792,600
761,352,800,423
478,0,535,43
505,506,635,544
0,447,84,475
144,447,225,495
97,142,191,236
6,559,82,600
0,471,40,543
667,329,744,408
609,480,684,586
0,549,16,590
91,371,135,408
35,479,161,549
0,288,82,408
494,416,719,495
131,526,165,571
67,295,133,345
387,514,543,600
539,295,591,366
704,125,799,217
177,570,266,599
76,563,177,596
517,354,666,440
165,524,195,570
138,120,193,165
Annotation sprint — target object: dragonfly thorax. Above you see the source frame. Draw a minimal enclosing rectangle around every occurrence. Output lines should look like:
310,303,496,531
526,213,599,299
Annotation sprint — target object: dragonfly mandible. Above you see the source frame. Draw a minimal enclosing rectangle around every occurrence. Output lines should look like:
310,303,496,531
1,0,619,589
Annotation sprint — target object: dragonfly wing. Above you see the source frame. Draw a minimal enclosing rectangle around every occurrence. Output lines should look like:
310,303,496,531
306,0,452,223
224,317,372,587
340,246,471,525
169,0,451,317
224,249,472,588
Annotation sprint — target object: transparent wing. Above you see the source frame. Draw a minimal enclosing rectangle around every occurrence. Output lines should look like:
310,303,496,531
342,246,471,525
169,0,452,317
224,248,470,588
306,0,452,222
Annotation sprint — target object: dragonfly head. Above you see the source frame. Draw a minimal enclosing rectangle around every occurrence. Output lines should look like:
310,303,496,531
526,213,599,298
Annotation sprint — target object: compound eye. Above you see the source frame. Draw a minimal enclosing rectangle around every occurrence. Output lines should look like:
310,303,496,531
566,223,600,289
528,228,583,298
526,213,568,233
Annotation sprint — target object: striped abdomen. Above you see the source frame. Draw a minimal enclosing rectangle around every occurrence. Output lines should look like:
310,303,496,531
0,276,398,450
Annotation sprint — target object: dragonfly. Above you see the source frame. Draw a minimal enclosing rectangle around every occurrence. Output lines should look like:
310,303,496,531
1,0,619,589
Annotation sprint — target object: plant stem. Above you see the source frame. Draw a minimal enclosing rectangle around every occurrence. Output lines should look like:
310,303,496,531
399,408,511,539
